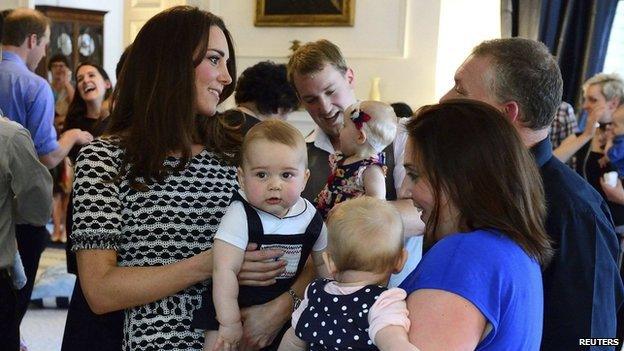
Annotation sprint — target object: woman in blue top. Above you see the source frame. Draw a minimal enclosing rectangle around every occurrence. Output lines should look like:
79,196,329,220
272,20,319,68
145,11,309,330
399,99,553,350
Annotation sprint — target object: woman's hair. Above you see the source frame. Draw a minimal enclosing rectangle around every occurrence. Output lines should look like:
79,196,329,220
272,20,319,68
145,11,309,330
105,6,237,190
241,119,307,167
327,196,404,274
406,99,552,267
115,45,131,79
64,62,112,129
235,61,299,115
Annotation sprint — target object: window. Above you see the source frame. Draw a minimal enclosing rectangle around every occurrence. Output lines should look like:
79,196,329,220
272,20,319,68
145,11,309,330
604,0,624,77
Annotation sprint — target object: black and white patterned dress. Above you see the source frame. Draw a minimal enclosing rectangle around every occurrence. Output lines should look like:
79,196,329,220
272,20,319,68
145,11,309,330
71,138,238,351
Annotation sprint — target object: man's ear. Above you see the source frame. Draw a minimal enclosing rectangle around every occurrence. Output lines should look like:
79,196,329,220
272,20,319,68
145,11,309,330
237,167,246,192
502,101,520,122
27,34,37,49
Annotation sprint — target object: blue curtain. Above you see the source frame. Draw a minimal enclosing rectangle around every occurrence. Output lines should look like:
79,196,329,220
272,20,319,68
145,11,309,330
538,0,618,110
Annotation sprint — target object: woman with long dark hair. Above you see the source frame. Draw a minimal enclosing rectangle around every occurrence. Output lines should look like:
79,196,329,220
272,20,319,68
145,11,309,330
65,6,294,351
63,62,112,160
400,100,553,350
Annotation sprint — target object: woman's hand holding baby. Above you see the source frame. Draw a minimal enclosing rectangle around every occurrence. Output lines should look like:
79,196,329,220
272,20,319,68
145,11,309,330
237,243,286,286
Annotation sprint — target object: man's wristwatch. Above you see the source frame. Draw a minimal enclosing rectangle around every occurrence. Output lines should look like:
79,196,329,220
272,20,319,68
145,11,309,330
288,288,302,312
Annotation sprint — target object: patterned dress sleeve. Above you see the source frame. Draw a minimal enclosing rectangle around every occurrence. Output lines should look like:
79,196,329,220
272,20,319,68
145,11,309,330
71,139,124,251
355,153,388,188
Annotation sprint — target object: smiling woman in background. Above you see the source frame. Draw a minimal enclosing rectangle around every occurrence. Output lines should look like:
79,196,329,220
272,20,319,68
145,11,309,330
63,62,112,161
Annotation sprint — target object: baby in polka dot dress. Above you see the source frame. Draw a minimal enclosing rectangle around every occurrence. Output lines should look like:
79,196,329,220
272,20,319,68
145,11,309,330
278,196,420,351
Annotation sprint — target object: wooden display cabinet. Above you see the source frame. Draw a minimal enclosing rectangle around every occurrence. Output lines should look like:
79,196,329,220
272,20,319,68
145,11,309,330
34,6,107,78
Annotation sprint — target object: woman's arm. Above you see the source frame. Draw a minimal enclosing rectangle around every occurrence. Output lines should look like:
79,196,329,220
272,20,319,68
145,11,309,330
554,105,603,162
76,248,212,314
78,243,294,316
363,165,386,199
553,133,594,162
407,289,486,350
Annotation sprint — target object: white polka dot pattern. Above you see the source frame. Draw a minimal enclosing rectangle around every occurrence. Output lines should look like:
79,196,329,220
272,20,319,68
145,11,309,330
295,278,386,350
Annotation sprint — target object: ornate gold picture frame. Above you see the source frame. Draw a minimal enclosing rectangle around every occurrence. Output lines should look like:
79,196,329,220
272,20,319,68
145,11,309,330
255,0,355,27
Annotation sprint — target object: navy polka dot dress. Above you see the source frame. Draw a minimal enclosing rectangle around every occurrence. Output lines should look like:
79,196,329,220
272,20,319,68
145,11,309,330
295,278,386,350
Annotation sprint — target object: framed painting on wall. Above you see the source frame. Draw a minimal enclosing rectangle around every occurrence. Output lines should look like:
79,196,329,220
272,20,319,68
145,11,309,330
34,6,106,78
255,0,355,27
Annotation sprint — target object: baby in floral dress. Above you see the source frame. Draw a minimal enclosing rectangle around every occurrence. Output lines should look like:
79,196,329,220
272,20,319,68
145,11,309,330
315,100,398,219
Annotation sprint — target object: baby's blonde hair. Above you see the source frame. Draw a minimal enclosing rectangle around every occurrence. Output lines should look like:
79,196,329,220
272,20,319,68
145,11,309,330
241,119,308,167
346,101,398,153
326,196,404,274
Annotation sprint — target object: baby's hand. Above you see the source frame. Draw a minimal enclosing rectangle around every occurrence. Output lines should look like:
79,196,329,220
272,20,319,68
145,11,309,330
213,321,243,351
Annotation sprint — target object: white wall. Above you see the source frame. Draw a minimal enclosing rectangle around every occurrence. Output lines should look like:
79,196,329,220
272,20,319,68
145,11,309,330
2,0,501,134
0,0,27,10
210,0,440,110
435,0,501,98
1,0,124,85
201,0,500,134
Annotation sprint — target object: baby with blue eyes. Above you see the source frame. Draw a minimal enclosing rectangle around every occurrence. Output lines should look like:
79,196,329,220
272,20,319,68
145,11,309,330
191,119,331,351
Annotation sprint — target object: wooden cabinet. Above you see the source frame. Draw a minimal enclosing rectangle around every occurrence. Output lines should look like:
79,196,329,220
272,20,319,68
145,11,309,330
35,6,107,77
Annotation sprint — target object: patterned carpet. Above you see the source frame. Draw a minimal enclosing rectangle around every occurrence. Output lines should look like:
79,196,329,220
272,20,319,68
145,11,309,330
21,246,69,351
